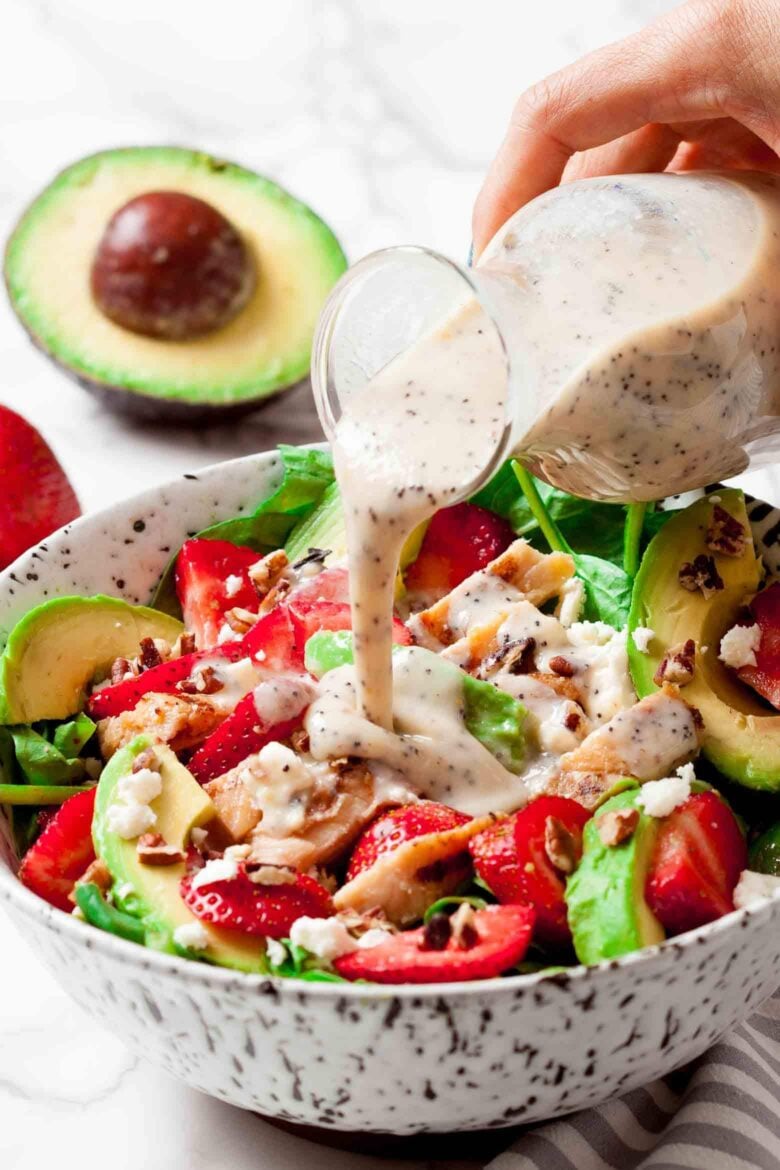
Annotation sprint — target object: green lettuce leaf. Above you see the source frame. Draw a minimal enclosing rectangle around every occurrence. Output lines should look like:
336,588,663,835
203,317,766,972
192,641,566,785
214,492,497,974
10,726,86,785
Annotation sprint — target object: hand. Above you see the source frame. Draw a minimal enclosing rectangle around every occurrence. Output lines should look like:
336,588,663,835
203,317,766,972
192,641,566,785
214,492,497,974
473,0,780,255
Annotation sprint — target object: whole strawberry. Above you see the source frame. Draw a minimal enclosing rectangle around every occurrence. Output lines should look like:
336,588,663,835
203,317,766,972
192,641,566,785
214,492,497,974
0,405,80,568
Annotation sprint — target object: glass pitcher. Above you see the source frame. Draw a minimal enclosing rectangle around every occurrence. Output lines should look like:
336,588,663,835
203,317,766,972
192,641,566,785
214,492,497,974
311,170,780,503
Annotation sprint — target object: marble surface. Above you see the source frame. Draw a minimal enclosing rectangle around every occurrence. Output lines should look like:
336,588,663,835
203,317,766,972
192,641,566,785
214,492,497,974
2,1,780,1167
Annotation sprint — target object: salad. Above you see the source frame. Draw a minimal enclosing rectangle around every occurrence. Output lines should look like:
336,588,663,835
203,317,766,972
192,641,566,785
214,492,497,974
4,445,780,984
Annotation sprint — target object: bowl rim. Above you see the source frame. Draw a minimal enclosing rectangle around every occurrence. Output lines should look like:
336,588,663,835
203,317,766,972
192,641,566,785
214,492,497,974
0,445,778,1000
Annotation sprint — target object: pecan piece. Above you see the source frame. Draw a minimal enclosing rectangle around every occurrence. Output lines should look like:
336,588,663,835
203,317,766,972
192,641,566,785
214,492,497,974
72,857,112,902
224,606,260,634
110,656,133,685
178,664,224,695
245,863,298,886
678,554,724,599
139,637,164,671
544,815,581,875
132,746,161,774
136,833,185,866
450,902,480,950
171,632,196,659
476,636,536,679
548,655,575,678
290,727,311,754
653,639,696,687
249,550,289,598
597,807,639,847
706,504,746,558
564,710,582,732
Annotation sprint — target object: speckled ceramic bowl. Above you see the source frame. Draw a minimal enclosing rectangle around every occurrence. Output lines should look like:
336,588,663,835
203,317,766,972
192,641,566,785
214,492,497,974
1,449,779,1136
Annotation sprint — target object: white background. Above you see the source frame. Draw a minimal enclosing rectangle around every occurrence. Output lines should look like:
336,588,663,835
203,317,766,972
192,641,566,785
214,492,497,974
1,1,775,1167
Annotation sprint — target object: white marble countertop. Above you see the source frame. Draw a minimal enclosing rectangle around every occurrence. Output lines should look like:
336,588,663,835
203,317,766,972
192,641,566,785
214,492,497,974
2,1,780,1167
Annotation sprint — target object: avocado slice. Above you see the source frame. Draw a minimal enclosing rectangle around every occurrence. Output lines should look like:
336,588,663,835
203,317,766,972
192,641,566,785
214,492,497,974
303,632,527,772
93,737,266,971
628,489,780,790
0,595,182,723
565,787,664,963
749,821,780,875
4,147,347,420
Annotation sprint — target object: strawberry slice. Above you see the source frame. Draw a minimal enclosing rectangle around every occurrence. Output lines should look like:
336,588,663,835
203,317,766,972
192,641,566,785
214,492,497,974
737,582,780,709
175,539,263,649
181,863,332,939
646,790,747,935
335,904,534,983
86,640,248,719
18,787,96,912
346,802,472,882
405,503,515,599
0,405,80,569
286,568,411,647
470,796,591,949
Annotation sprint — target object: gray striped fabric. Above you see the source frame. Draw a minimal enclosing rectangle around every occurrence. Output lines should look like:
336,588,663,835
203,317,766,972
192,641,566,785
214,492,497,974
489,993,780,1170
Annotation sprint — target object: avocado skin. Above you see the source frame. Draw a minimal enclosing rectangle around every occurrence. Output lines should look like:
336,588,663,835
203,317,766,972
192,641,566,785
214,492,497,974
628,489,780,791
4,146,347,421
565,787,664,965
749,822,780,876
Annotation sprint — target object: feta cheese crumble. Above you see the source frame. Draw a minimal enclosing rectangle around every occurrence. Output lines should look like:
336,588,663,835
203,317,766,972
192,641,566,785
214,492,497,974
289,916,358,962
190,855,240,890
719,623,761,670
117,767,162,806
224,574,244,598
631,627,655,654
356,927,393,950
556,577,585,628
106,800,156,839
265,937,288,967
733,869,780,909
173,922,210,950
636,765,693,818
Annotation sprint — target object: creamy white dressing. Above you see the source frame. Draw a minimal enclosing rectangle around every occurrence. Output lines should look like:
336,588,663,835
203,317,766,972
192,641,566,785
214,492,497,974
305,646,528,816
252,674,317,724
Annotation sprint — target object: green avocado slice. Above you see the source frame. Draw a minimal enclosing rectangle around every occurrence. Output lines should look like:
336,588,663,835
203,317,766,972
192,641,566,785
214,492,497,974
303,631,527,773
93,737,267,972
628,488,780,790
565,787,664,964
0,596,183,724
4,147,347,418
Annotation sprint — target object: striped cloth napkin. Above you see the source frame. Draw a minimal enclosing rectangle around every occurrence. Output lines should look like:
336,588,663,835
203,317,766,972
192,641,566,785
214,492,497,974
488,993,779,1170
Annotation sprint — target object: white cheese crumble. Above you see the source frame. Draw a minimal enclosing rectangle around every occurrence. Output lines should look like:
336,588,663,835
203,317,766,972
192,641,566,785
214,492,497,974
173,922,210,950
356,927,393,950
636,765,693,818
733,870,780,909
190,856,240,890
224,574,244,599
245,742,319,835
217,622,238,645
556,577,585,628
265,937,288,967
117,767,162,806
289,916,358,962
106,801,156,840
631,627,655,654
719,623,761,670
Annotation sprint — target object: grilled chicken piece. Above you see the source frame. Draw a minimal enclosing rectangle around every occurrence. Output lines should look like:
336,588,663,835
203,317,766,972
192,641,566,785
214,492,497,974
408,540,574,650
546,688,702,808
333,816,494,926
206,750,407,871
97,693,225,758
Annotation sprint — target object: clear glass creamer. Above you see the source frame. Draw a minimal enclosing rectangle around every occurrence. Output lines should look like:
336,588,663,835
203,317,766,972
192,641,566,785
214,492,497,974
312,170,780,503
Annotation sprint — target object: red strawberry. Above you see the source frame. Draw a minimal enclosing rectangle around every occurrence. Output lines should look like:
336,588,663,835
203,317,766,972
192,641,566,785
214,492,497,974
187,686,308,784
18,787,96,912
86,640,248,719
175,539,263,649
470,796,591,949
646,790,747,936
405,503,514,599
738,582,780,709
335,904,534,984
241,603,305,672
0,406,80,569
181,864,332,939
346,802,472,882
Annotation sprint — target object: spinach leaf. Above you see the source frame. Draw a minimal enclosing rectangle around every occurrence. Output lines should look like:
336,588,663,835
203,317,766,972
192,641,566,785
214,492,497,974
152,445,336,617
52,712,96,758
10,726,86,785
267,940,349,982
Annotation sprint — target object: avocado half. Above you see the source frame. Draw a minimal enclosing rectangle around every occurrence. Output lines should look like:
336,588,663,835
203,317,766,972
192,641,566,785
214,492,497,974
628,488,780,791
4,147,347,421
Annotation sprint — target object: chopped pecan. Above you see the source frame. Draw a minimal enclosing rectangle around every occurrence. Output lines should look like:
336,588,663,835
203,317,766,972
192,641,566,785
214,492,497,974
245,863,297,886
290,728,311,754
178,664,224,695
653,639,696,687
72,857,112,901
258,579,292,616
476,636,536,679
132,746,161,774
139,637,164,671
419,912,451,952
110,656,134,685
548,655,575,678
678,555,724,599
544,815,581,875
224,607,260,634
249,550,289,598
706,504,746,558
597,807,639,847
564,710,582,732
450,902,480,950
171,632,196,659
136,833,185,866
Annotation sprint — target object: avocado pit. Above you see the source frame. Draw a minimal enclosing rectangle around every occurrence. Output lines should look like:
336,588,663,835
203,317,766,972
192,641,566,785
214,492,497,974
90,190,255,340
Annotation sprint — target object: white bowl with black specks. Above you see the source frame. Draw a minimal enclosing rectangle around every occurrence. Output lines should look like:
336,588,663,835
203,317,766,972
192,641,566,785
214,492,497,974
1,449,779,1136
